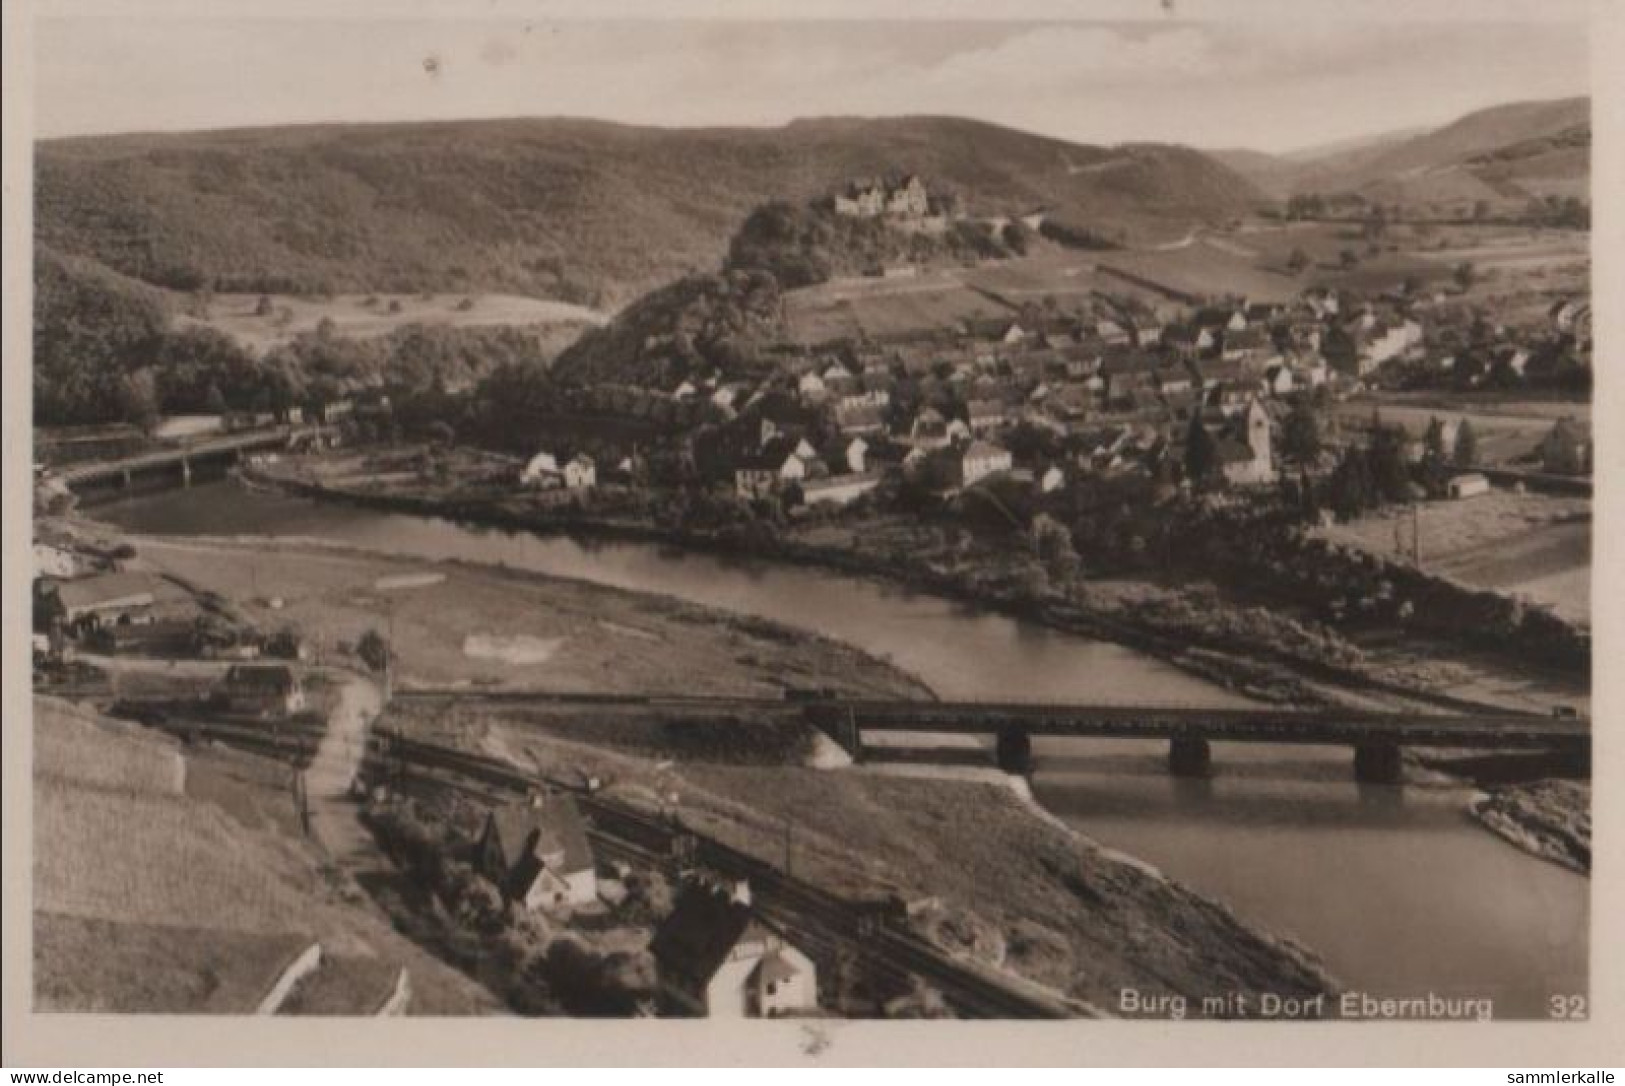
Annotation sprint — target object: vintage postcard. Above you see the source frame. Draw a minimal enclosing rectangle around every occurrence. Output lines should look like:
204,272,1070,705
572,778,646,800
4,0,1620,1068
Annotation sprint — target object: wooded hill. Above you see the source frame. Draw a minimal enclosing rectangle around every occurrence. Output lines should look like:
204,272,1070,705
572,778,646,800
37,115,1265,309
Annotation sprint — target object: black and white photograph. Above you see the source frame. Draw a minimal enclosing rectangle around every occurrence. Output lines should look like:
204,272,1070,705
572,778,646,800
6,0,1618,1065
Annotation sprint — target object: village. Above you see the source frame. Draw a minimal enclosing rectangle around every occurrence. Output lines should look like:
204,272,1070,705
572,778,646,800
29,172,1594,1022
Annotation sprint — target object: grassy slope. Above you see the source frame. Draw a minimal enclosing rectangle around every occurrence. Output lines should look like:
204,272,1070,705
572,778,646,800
450,709,1335,1009
1221,97,1589,204
38,116,1263,307
32,697,502,1014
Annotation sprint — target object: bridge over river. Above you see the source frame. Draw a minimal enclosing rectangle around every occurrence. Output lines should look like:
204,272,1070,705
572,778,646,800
52,425,317,490
395,689,1590,783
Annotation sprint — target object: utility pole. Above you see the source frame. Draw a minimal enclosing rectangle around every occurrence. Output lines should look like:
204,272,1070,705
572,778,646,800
783,817,793,880
1412,501,1421,567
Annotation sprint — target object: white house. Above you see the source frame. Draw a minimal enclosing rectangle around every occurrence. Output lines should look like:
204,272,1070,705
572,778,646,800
33,542,79,579
563,454,596,490
1040,465,1066,493
735,437,813,499
1447,473,1491,499
960,440,1013,487
520,451,560,487
797,372,827,401
651,880,818,1018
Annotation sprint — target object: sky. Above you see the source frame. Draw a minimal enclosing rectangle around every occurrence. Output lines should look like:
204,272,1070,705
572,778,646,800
33,2,1591,153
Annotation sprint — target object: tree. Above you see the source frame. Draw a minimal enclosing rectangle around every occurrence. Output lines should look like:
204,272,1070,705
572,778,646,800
1453,418,1478,467
1419,416,1450,493
1184,413,1219,490
118,370,161,432
1339,248,1360,270
425,419,456,447
1422,416,1448,464
1286,247,1310,274
1327,446,1376,520
1030,513,1080,581
202,381,228,415
1453,262,1477,290
1279,401,1321,464
1367,423,1412,504
357,628,391,672
255,294,274,317
1472,199,1491,222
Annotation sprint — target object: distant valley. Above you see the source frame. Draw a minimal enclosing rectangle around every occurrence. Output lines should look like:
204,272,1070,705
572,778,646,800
1215,96,1589,209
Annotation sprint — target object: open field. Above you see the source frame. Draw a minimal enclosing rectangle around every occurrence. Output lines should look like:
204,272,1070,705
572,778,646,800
32,697,501,1013
129,536,929,699
782,272,1008,345
1313,489,1590,624
962,251,1169,310
1331,399,1586,467
1094,239,1305,303
176,291,605,354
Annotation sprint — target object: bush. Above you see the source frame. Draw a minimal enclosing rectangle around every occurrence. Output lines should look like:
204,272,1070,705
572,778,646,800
357,628,391,672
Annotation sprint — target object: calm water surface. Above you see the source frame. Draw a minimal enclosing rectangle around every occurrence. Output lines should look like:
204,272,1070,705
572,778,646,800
94,480,1589,1017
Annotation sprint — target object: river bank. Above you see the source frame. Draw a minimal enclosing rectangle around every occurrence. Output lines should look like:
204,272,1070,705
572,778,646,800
74,473,1590,1015
222,459,1599,874
52,512,1348,1013
1470,781,1591,875
59,524,932,703
239,457,1569,718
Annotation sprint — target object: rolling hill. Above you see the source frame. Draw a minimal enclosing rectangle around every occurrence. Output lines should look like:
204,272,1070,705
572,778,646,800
1217,97,1589,209
36,116,1266,308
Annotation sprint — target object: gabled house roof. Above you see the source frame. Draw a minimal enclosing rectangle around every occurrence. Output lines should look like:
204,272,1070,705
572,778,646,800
50,571,160,613
483,795,595,894
650,884,772,990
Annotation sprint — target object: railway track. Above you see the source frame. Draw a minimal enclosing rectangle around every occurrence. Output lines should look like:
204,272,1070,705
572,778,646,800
366,729,1080,1019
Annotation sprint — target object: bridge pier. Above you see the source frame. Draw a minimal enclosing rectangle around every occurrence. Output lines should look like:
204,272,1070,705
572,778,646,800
1354,742,1404,785
802,704,863,764
1168,736,1212,778
120,467,133,489
995,725,1033,775
180,457,192,487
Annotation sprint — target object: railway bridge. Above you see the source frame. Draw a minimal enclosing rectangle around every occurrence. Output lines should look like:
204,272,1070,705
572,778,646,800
394,689,1590,784
804,699,1590,782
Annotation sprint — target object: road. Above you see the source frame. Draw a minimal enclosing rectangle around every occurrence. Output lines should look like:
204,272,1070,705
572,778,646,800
81,652,385,863
305,671,383,866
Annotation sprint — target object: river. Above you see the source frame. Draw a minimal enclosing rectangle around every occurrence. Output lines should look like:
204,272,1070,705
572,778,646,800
92,479,1589,1019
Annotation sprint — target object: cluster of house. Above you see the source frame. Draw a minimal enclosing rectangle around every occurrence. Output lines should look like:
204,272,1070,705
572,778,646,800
474,793,820,1018
828,174,959,236
661,292,1317,502
1380,293,1592,390
31,541,316,710
519,449,598,491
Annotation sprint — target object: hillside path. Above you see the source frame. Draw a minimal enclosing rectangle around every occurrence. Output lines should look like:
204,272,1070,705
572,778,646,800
306,671,383,868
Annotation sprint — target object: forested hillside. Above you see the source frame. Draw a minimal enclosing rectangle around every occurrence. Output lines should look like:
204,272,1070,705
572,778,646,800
37,116,1264,308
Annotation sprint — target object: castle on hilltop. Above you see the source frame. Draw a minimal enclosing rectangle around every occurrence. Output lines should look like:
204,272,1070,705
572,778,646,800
829,175,959,235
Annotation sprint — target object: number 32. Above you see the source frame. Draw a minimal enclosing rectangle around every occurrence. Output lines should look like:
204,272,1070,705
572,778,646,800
1549,994,1588,1019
